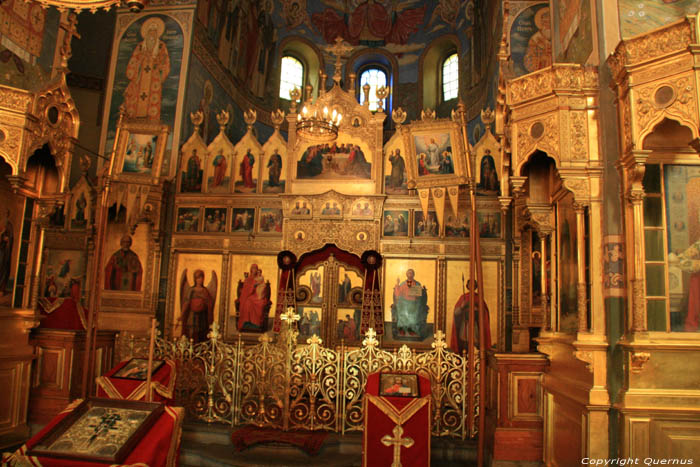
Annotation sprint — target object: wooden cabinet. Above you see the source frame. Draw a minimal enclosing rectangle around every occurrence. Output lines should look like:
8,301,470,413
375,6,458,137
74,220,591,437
29,328,116,423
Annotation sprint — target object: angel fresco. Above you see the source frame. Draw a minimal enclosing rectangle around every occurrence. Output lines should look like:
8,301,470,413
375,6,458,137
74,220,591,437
179,269,218,342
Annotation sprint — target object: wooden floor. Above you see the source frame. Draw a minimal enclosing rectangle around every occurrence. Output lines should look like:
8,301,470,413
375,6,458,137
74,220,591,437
180,421,479,467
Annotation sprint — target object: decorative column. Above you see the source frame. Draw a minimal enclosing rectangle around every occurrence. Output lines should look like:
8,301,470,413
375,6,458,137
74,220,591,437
574,202,588,332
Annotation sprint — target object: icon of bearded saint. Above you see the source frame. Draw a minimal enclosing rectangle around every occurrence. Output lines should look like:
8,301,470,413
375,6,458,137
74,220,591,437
124,17,170,120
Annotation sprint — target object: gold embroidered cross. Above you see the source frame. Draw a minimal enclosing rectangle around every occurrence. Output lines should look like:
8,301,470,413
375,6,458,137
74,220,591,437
381,424,414,467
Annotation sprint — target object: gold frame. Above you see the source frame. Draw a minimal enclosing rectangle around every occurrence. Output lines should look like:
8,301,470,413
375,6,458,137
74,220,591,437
112,120,169,183
401,119,466,189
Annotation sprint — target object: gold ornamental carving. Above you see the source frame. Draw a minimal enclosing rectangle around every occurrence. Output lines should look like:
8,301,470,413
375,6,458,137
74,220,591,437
634,75,698,142
630,351,651,374
0,86,33,113
507,65,598,106
608,20,692,80
569,111,588,161
516,114,560,167
562,178,590,202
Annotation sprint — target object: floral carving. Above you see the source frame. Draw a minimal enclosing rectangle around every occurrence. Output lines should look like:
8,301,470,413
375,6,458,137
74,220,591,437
569,111,587,161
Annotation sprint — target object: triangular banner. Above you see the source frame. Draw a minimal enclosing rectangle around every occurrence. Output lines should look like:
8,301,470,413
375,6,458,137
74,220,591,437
447,185,460,218
116,183,128,212
418,188,430,220
431,187,446,233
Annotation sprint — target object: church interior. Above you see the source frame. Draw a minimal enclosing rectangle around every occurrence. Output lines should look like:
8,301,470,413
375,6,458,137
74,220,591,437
1,0,700,465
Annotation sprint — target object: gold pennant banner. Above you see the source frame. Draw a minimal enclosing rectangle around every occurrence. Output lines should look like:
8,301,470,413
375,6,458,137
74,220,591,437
431,187,446,233
447,185,460,218
418,188,430,219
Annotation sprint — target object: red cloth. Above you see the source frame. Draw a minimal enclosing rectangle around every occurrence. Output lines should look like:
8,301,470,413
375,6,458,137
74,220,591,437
37,297,88,331
363,373,431,467
96,359,176,404
2,400,183,467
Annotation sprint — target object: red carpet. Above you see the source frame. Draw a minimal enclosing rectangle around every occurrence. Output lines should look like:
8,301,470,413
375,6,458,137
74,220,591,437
231,425,329,456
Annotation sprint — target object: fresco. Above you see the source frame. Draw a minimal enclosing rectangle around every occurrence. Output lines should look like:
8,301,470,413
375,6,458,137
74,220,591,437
174,253,222,342
413,133,454,176
383,210,409,237
510,3,552,77
414,211,440,237
181,55,246,146
618,0,700,38
296,140,372,180
311,0,426,45
385,148,408,194
197,0,277,99
445,260,498,352
229,255,278,338
41,250,86,301
0,172,23,305
383,258,436,347
0,4,59,89
102,225,148,294
664,165,700,332
258,208,283,233
231,208,255,232
558,192,578,333
176,207,200,232
105,14,184,153
553,0,593,63
203,207,227,232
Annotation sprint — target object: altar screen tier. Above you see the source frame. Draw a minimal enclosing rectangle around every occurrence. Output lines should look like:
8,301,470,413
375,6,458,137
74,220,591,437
363,372,431,467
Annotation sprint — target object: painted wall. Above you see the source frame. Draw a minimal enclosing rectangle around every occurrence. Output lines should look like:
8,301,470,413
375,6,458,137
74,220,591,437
618,0,700,38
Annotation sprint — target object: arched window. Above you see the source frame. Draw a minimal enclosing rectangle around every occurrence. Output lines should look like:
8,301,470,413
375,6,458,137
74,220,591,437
442,53,459,101
359,67,388,111
279,55,304,100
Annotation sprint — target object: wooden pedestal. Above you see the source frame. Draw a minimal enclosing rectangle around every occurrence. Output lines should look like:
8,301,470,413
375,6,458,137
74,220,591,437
0,308,39,449
28,328,116,423
485,352,548,463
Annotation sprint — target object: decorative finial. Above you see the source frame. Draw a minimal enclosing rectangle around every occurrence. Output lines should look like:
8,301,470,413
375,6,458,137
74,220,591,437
243,109,257,130
362,84,371,107
190,110,204,132
59,12,80,70
392,107,406,127
216,110,230,132
271,109,285,129
432,330,447,350
362,328,378,348
348,73,356,91
375,86,390,112
289,87,301,113
79,154,91,174
304,84,313,103
421,108,436,120
325,37,354,85
319,70,327,95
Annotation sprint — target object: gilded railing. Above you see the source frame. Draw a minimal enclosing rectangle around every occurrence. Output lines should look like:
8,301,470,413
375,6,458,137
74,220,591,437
115,319,478,439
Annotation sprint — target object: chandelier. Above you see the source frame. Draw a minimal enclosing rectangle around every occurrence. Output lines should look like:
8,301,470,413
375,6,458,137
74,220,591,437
293,88,342,142
33,0,146,12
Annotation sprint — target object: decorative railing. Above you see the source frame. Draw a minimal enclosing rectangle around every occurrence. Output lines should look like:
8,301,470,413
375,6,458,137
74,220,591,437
115,316,479,439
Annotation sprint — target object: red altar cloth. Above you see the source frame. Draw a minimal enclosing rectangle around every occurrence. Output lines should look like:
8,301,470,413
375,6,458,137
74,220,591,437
96,359,176,404
37,297,88,330
362,372,432,467
1,399,184,467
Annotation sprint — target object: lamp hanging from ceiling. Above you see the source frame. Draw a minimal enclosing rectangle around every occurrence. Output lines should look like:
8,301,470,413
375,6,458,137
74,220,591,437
294,86,342,143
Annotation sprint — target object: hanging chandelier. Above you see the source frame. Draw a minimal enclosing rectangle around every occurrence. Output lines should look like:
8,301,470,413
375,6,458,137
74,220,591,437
33,0,146,12
292,86,342,142
296,103,342,142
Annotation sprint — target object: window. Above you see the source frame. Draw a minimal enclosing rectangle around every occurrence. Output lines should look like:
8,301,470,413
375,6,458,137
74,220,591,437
359,67,387,112
442,53,458,101
279,56,304,100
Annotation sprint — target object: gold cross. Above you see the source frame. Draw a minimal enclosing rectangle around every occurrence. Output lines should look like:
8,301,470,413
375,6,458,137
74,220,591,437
381,424,414,467
325,37,354,84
